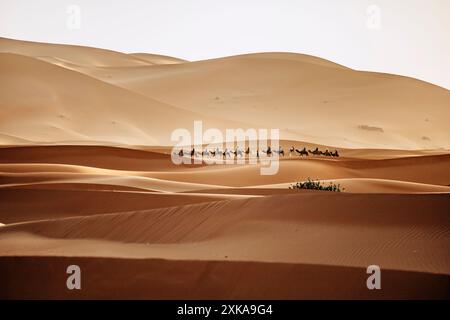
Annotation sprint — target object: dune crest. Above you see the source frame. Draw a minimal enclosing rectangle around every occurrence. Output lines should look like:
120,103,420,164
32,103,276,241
129,53,187,65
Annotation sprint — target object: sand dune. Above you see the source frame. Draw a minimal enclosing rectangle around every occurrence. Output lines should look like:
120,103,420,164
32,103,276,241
1,144,448,301
1,146,449,196
1,152,449,190
144,154,450,187
1,37,449,148
0,52,249,145
102,53,449,149
0,145,180,171
1,194,450,274
2,255,448,299
0,187,250,224
191,178,450,194
1,193,449,273
2,144,446,171
0,192,449,299
0,170,227,193
43,53,450,149
0,37,449,300
317,178,450,193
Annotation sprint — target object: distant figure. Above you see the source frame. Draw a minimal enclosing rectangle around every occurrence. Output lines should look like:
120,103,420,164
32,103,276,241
296,147,308,156
308,147,321,156
274,147,284,156
289,146,295,157
224,148,233,158
235,147,244,158
215,147,223,158
178,149,184,157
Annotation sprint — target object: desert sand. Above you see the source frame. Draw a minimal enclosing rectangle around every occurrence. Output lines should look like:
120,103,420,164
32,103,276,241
0,37,449,299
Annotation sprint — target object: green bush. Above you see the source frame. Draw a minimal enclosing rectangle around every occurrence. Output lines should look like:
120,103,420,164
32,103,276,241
289,178,343,192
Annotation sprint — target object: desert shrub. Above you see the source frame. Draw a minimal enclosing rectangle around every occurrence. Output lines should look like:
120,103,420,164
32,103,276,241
289,178,343,192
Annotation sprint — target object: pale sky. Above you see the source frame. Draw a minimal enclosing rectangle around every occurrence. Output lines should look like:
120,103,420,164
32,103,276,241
1,0,449,89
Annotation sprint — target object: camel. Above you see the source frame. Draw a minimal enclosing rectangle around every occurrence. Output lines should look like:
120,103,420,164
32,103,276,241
274,147,284,156
202,149,210,157
173,149,184,157
260,146,271,155
215,147,223,158
224,148,233,158
289,146,295,157
234,147,244,158
296,147,308,156
331,150,339,157
308,147,321,156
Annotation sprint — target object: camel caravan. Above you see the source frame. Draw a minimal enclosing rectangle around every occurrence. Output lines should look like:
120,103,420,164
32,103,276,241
289,146,339,157
174,145,339,159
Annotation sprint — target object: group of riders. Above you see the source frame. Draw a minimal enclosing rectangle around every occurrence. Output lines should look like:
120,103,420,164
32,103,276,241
290,147,339,157
175,146,339,158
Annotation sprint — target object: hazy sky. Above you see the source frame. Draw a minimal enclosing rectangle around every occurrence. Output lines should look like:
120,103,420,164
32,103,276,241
1,0,449,89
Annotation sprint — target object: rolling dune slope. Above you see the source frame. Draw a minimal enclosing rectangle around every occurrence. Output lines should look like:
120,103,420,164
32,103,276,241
0,193,449,299
1,193,449,273
96,53,449,149
1,37,449,149
0,53,248,145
